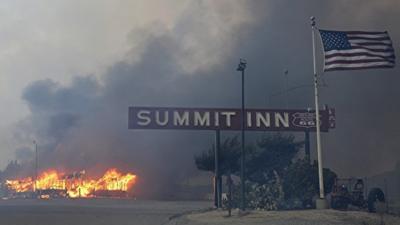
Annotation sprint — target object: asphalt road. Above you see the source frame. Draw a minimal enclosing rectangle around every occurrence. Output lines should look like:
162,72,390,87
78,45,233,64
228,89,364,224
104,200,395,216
0,199,211,225
169,209,400,225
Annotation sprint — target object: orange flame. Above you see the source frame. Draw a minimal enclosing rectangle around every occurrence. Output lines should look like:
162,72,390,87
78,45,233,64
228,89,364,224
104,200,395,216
5,177,33,193
5,168,136,198
36,170,66,191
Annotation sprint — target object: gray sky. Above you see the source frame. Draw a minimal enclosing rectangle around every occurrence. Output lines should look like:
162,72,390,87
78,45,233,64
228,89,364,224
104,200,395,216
0,1,400,196
0,0,206,167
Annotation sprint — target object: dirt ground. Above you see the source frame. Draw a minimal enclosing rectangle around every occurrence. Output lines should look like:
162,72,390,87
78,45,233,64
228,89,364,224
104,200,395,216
168,209,400,225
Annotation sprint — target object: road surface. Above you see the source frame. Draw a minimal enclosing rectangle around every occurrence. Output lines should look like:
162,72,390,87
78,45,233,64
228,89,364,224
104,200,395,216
0,199,211,225
168,208,400,225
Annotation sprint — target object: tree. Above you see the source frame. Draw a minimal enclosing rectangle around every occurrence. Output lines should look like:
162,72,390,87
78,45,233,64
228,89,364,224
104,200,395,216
283,159,337,208
246,133,304,184
194,133,338,210
194,136,241,176
1,160,22,179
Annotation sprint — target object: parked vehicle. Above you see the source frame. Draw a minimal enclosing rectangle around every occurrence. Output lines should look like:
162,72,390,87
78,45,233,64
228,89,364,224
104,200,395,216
330,178,385,212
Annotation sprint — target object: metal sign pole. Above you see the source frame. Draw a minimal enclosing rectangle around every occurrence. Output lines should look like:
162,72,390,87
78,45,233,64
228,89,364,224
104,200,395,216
305,130,310,163
214,129,222,208
213,142,218,208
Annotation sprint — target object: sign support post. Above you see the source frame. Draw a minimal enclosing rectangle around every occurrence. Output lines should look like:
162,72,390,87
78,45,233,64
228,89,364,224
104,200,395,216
214,129,222,208
305,130,311,163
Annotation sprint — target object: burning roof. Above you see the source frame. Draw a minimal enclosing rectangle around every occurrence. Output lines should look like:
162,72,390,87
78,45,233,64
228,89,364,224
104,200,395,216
4,168,136,198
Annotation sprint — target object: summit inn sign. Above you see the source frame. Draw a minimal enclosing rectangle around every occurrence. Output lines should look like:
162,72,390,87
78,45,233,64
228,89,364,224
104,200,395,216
128,106,335,132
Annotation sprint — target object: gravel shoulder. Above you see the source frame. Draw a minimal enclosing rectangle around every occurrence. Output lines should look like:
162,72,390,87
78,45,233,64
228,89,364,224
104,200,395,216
168,209,400,225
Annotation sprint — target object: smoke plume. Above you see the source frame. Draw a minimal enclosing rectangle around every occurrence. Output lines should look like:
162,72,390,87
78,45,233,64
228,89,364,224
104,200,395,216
7,0,400,197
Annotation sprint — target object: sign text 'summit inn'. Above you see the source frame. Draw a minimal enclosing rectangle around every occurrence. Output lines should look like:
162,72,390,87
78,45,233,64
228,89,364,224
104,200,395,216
129,107,335,132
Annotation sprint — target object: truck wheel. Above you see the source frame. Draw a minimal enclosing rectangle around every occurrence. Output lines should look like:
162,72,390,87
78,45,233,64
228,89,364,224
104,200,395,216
367,188,385,213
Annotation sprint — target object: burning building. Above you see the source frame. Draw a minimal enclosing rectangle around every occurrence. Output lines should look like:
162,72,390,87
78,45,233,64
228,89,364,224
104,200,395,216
3,168,136,199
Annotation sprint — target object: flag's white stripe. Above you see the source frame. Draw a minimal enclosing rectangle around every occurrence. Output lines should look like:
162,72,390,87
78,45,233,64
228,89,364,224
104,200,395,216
350,43,393,50
349,39,392,45
325,61,394,69
325,49,394,57
347,36,389,41
325,63,395,70
347,33,389,39
324,55,394,63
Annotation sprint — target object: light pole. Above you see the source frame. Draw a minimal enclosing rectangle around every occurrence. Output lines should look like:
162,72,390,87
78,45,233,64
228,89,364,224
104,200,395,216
33,140,38,191
237,58,247,211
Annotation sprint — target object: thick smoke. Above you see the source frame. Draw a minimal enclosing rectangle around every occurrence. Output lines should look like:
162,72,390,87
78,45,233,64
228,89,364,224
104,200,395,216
10,1,257,198
8,0,400,197
14,147,33,163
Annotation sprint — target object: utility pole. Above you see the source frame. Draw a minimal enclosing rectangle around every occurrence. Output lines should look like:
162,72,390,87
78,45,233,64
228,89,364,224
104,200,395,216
283,69,289,109
237,58,247,211
33,140,38,191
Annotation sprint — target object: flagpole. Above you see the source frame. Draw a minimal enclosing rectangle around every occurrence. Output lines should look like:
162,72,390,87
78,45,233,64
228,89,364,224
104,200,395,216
311,16,327,209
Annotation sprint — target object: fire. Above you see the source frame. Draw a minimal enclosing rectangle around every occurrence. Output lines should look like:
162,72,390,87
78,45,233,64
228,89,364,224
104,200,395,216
5,168,137,198
5,177,33,193
36,170,66,191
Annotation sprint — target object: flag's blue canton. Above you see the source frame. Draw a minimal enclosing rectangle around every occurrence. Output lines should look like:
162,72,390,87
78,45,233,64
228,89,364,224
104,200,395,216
320,30,352,51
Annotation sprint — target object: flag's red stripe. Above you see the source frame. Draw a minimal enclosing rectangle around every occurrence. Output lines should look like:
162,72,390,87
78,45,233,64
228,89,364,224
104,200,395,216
351,42,392,47
325,65,394,72
347,36,390,41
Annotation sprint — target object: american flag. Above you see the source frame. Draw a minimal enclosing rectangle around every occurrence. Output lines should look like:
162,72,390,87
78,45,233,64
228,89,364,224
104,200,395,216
319,30,396,71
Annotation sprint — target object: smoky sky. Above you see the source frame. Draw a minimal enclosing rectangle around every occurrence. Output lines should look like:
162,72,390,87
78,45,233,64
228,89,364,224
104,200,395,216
8,0,400,197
